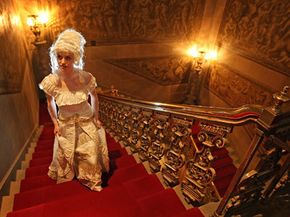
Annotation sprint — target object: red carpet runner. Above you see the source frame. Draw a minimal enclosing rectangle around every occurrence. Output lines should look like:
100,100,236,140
7,103,205,217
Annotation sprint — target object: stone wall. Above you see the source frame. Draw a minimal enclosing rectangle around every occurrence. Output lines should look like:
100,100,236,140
0,0,39,196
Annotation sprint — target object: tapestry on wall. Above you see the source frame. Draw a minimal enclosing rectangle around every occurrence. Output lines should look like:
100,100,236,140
105,56,192,85
218,0,290,76
0,0,27,94
205,64,273,107
56,0,205,44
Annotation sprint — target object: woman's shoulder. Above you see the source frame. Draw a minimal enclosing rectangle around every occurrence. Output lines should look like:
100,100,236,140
79,70,94,79
42,73,59,84
79,70,96,84
79,70,97,92
39,73,59,96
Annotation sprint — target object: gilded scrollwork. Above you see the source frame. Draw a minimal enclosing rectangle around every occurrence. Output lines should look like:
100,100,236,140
119,106,132,145
138,110,154,161
218,0,290,75
128,108,142,152
197,122,232,149
181,121,232,205
148,112,170,172
161,116,192,186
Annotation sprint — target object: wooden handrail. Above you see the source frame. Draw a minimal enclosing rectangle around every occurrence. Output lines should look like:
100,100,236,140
99,92,263,126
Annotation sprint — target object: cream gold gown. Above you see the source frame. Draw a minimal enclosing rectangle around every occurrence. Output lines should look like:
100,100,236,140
39,71,108,191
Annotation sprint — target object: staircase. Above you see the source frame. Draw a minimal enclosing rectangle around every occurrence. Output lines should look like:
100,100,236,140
1,103,207,217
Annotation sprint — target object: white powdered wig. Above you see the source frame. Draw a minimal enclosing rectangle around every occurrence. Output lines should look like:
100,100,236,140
49,29,86,73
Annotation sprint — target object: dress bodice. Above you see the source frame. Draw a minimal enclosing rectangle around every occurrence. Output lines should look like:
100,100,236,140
39,71,97,120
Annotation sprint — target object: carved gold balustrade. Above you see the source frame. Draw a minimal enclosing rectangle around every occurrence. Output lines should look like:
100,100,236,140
98,86,290,215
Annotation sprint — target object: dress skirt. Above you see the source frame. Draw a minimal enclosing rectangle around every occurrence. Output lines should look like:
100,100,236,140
48,117,108,191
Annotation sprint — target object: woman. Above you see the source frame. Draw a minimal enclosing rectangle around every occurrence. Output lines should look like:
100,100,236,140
39,29,108,191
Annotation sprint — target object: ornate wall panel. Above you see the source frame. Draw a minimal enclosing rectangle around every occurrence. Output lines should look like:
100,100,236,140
0,0,27,94
218,0,290,75
205,64,273,107
105,56,192,85
56,0,205,44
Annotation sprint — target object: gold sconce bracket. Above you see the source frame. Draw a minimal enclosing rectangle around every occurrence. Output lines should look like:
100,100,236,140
27,12,49,45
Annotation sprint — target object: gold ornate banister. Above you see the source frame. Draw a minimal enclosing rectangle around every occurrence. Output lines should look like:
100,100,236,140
98,86,290,215
99,93,263,125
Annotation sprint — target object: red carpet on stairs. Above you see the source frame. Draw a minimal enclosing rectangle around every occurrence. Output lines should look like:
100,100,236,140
211,147,237,197
7,102,204,217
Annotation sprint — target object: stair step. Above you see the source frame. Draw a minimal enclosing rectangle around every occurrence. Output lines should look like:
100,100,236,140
122,174,164,199
0,195,14,217
34,145,53,152
25,164,50,178
20,175,56,192
172,207,205,217
212,156,233,169
36,139,54,147
215,164,236,180
108,148,128,159
32,150,53,159
8,186,142,217
214,174,235,197
212,148,229,159
137,189,186,217
110,154,136,170
16,170,25,181
13,180,89,211
9,181,21,196
108,163,148,185
29,156,52,167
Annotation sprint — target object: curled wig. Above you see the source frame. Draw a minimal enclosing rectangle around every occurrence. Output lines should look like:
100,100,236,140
49,29,86,73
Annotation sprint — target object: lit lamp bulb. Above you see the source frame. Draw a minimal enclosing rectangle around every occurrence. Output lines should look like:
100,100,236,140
26,11,50,45
26,16,36,27
205,50,218,61
37,11,49,25
186,46,199,58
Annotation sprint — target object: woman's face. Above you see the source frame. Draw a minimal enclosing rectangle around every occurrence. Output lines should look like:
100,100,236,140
56,51,74,73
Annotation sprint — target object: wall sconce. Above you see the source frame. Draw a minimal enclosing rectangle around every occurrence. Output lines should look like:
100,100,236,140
185,45,218,105
26,11,49,45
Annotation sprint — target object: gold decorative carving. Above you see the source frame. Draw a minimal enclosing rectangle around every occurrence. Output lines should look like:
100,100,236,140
148,112,170,172
138,110,154,161
161,116,192,187
105,56,191,85
128,108,142,152
218,0,290,75
181,121,232,205
205,64,273,106
56,0,205,43
182,146,219,206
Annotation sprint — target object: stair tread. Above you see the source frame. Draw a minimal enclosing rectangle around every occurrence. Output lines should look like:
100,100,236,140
137,189,186,217
20,175,56,192
9,186,143,217
172,207,204,217
108,163,148,185
122,174,164,199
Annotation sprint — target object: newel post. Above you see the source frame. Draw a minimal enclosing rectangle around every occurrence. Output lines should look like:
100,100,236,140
213,86,290,217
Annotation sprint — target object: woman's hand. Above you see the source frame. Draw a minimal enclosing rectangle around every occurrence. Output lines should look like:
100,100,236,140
95,119,102,129
54,123,61,136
